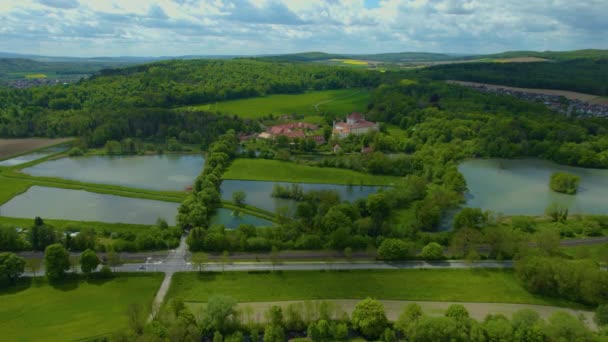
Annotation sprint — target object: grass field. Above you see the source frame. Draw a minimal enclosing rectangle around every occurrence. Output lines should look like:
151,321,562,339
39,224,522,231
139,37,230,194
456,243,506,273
0,138,72,160
0,274,163,342
167,269,576,307
0,177,31,205
223,159,400,185
180,89,370,119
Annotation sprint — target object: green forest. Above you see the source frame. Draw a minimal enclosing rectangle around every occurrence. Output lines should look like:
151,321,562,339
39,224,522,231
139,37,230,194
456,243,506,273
415,58,608,96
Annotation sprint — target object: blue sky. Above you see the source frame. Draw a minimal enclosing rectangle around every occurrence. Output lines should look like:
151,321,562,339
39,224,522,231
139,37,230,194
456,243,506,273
0,0,606,57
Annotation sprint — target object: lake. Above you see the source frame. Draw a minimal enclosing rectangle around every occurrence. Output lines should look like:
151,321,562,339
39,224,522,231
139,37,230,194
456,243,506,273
220,180,383,213
22,154,205,191
459,158,608,215
0,186,271,228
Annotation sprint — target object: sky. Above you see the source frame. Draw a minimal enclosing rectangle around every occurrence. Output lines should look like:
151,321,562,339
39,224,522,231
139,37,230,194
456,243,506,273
0,0,606,57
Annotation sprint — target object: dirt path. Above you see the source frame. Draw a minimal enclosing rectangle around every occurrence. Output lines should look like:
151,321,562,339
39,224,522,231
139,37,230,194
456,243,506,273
192,299,596,330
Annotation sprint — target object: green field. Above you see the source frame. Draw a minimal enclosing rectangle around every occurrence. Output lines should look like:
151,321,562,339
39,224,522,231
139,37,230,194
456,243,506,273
223,159,400,185
167,269,575,307
0,177,31,205
180,89,370,119
0,274,163,342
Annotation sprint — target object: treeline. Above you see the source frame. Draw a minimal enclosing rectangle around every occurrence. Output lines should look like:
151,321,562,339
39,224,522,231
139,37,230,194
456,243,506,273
366,80,608,168
414,59,608,96
0,217,182,253
179,130,239,234
116,296,604,342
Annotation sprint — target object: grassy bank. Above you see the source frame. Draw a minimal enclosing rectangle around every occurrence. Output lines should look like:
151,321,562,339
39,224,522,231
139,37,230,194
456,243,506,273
0,171,185,204
179,89,369,119
167,269,577,307
223,159,400,185
0,273,163,342
0,216,159,234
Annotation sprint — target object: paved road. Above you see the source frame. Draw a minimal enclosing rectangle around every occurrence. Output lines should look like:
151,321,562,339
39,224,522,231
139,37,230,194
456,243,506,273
118,259,514,273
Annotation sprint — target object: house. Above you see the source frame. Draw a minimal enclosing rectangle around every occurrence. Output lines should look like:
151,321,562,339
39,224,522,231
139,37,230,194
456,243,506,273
262,122,322,141
361,146,374,154
332,112,378,138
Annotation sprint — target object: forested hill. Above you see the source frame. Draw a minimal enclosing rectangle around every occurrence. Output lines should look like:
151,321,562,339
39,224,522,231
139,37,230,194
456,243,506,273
19,59,381,110
414,58,608,96
0,59,381,141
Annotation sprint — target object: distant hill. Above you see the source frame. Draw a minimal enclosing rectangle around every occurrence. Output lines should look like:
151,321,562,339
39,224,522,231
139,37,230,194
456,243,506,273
257,51,460,63
475,49,608,61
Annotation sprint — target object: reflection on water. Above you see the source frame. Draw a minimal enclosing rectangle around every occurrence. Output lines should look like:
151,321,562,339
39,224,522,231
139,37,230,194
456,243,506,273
459,158,608,215
220,180,383,213
23,154,205,191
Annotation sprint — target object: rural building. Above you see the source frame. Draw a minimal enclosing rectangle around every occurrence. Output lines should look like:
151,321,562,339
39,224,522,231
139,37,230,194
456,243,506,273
332,112,378,138
259,122,320,140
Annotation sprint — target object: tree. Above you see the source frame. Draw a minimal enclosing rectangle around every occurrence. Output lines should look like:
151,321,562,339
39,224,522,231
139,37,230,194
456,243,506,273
377,239,412,261
213,331,223,342
544,311,595,342
449,228,483,258
419,242,445,260
351,298,388,340
595,304,608,327
201,295,238,334
0,252,25,285
80,249,100,275
44,243,70,282
344,247,353,261
263,324,285,342
232,191,246,207
445,304,469,320
453,208,487,230
107,249,121,271
30,223,56,251
396,303,423,335
192,252,208,272
366,193,390,234
534,230,560,256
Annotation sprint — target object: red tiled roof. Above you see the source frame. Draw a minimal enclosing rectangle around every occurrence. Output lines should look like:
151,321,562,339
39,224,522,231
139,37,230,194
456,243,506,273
348,112,365,121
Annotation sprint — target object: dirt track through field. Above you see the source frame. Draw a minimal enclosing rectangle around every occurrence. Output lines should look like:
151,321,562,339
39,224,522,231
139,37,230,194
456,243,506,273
0,138,72,159
448,80,608,105
186,299,596,330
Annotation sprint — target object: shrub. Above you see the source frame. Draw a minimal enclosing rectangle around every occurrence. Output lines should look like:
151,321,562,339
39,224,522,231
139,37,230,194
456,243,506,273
377,239,412,261
419,242,445,260
549,172,580,195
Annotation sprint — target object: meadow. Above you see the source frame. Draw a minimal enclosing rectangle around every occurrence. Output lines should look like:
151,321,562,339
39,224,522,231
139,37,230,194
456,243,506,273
223,159,400,185
180,89,370,119
167,269,577,307
0,274,163,342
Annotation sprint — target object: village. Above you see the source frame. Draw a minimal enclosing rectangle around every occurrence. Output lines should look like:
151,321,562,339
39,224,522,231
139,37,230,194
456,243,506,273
240,112,380,154
464,83,608,118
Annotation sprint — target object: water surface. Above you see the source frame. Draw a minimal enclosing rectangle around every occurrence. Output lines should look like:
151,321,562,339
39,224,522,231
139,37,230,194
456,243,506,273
221,180,382,213
459,158,608,215
0,186,180,225
23,154,204,191
0,145,68,167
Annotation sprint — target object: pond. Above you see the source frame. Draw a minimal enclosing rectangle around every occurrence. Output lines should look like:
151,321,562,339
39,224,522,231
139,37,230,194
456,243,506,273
220,180,383,214
22,154,205,191
0,186,272,228
458,158,608,215
0,145,68,167
0,186,180,225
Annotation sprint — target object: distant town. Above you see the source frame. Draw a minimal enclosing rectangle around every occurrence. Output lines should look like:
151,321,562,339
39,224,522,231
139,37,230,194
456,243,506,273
461,83,608,118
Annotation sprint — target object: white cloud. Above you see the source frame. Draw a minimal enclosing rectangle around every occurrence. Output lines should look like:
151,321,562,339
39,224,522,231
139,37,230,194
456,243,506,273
0,0,606,57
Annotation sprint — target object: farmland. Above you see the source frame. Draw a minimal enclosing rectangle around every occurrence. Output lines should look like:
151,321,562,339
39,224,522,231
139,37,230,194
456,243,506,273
0,274,163,342
223,158,400,185
0,138,72,160
179,89,370,119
